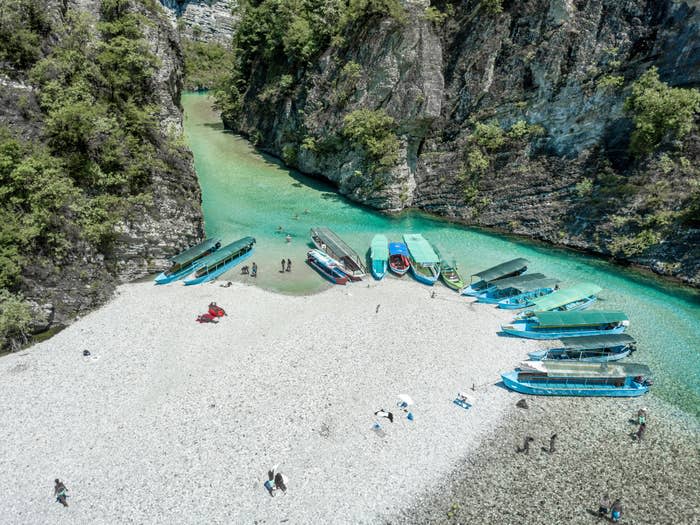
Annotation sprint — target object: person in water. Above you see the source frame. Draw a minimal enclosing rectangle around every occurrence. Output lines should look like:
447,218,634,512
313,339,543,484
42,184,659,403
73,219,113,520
286,259,292,272
598,494,611,517
54,479,68,507
285,234,292,243
611,499,622,522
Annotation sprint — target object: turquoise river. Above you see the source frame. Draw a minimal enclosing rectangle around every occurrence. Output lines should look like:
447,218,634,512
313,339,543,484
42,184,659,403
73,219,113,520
183,92,700,419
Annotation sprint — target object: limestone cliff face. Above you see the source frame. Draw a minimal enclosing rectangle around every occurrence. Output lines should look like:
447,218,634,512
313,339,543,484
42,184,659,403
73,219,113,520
0,0,203,336
160,0,236,44
227,0,700,286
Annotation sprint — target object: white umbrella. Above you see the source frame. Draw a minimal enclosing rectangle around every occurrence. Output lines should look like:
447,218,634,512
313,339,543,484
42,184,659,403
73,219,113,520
397,394,414,406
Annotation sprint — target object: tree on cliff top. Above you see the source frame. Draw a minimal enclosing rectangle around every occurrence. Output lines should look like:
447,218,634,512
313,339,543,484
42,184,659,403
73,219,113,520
624,67,700,156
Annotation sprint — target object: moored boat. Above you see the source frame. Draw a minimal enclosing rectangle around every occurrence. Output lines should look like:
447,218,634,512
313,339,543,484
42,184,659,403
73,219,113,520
501,310,629,340
501,361,652,397
516,282,602,319
475,273,558,304
440,260,466,291
403,234,441,285
388,242,410,276
310,227,366,281
528,334,637,362
462,258,529,296
183,237,255,285
306,249,348,285
369,234,389,280
155,238,221,284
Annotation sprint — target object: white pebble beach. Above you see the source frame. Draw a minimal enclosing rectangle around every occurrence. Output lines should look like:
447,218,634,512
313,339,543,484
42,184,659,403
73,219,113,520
0,278,546,524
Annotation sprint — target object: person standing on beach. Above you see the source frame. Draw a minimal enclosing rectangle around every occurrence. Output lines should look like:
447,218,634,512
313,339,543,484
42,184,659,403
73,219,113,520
54,479,68,507
251,262,257,277
286,259,292,272
281,259,286,272
598,494,611,517
635,422,646,441
637,408,647,425
376,304,380,314
516,436,534,454
548,433,557,453
611,499,623,522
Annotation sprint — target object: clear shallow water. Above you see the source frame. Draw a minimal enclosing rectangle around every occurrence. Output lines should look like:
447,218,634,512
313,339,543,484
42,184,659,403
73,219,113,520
183,92,700,418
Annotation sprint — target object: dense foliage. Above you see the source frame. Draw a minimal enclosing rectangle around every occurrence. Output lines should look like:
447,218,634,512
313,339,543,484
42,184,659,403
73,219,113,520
0,0,50,73
342,109,399,172
624,67,700,156
182,39,234,90
0,0,181,349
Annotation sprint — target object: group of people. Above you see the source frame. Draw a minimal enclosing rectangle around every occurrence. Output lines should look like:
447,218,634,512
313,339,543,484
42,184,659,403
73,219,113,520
516,433,557,454
241,262,258,277
598,495,623,522
281,258,292,272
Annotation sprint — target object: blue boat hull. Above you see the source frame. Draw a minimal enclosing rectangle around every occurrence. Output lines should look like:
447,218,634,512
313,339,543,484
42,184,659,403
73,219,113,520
307,257,348,285
501,371,648,397
371,260,387,280
155,263,204,285
527,348,631,362
496,288,556,309
411,266,438,285
501,324,626,340
183,250,253,285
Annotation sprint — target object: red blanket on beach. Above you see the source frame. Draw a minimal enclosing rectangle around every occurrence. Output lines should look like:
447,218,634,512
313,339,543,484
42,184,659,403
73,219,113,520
208,302,226,317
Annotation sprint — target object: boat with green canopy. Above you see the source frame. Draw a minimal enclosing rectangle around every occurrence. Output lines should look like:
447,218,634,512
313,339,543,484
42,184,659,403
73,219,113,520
311,227,366,281
528,334,637,362
501,361,652,397
501,310,629,339
462,258,529,296
155,238,221,284
403,233,441,285
183,236,256,285
517,282,602,319
474,273,559,304
439,260,466,291
369,234,389,280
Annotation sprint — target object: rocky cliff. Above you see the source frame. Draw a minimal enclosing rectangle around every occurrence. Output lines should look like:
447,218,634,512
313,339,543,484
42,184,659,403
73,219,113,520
160,0,236,44
0,0,203,346
221,0,700,286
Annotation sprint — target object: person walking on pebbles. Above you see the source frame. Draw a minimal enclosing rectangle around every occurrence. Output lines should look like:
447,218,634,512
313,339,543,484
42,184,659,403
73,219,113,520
611,499,623,522
516,436,534,454
54,479,68,507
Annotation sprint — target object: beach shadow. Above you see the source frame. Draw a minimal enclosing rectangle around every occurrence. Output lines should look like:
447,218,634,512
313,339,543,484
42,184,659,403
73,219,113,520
497,332,522,339
585,509,611,521
493,381,510,391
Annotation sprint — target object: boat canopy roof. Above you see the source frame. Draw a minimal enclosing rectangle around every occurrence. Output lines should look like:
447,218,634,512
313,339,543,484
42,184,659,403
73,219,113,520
389,242,408,255
311,227,365,269
472,258,529,282
534,310,628,328
402,234,439,264
171,238,220,265
489,273,558,292
531,282,602,311
519,360,651,378
556,334,636,351
370,235,389,261
196,236,255,267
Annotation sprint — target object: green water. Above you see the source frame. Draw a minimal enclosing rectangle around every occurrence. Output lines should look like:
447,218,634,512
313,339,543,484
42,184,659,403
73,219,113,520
183,92,700,418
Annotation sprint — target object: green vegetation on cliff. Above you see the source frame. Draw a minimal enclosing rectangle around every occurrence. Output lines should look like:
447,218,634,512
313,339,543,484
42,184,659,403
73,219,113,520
0,0,188,349
182,39,234,90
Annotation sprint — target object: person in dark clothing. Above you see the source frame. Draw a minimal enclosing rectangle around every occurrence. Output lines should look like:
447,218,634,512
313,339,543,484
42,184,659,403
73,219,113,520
274,472,287,493
286,259,292,272
374,409,394,423
635,422,646,441
516,436,534,454
376,304,380,314
281,259,286,272
598,494,611,517
54,479,68,507
548,433,557,453
251,262,257,277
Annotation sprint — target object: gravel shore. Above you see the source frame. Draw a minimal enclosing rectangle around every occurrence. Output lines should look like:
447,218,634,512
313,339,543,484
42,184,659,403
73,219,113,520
0,278,547,524
391,395,700,525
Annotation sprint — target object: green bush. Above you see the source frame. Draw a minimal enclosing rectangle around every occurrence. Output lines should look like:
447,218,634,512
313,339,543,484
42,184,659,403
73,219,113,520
465,147,489,174
0,290,33,350
423,6,447,25
597,75,624,92
624,67,700,156
472,121,505,150
342,109,399,171
575,178,594,197
609,229,661,257
182,39,234,90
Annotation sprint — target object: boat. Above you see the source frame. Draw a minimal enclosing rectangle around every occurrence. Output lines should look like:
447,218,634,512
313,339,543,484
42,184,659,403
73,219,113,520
501,361,652,397
306,249,348,285
462,258,529,296
495,275,562,308
183,237,256,285
388,242,410,276
516,282,602,319
403,233,441,285
474,273,558,304
369,234,389,280
310,227,366,281
154,238,221,284
528,334,637,362
440,260,466,291
501,310,629,340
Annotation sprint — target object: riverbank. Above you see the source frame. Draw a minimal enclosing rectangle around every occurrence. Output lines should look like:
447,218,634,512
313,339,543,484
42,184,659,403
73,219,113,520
1,278,545,523
392,395,700,525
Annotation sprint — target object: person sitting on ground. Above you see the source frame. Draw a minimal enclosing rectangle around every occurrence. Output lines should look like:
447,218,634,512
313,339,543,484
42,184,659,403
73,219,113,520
611,499,622,522
374,409,394,423
54,479,68,507
516,436,534,454
241,265,249,275
598,494,611,517
264,478,275,497
274,472,287,493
